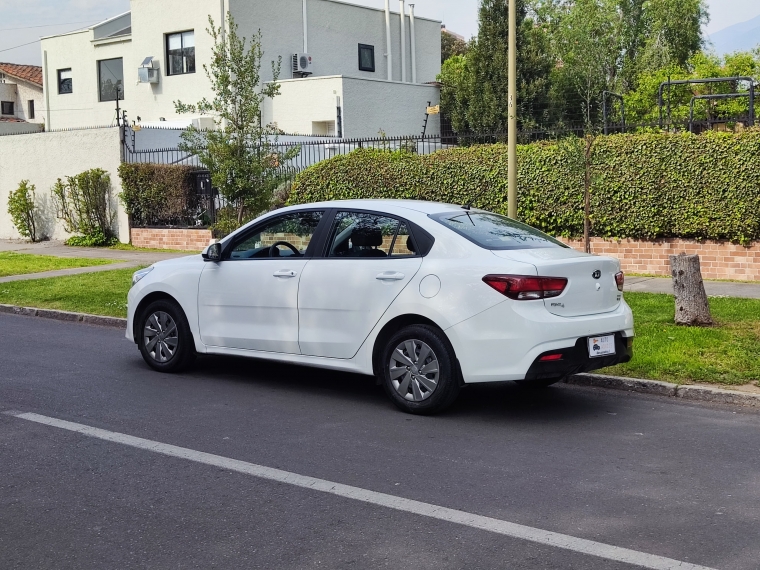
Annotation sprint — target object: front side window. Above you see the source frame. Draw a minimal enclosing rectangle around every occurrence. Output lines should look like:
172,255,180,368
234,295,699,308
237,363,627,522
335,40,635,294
229,211,325,259
167,31,196,76
328,211,416,258
1,101,13,115
358,44,375,72
58,68,72,94
431,211,568,250
98,58,124,102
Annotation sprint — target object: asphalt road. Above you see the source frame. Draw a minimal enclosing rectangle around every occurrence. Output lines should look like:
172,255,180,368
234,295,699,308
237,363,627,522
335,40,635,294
1,313,759,570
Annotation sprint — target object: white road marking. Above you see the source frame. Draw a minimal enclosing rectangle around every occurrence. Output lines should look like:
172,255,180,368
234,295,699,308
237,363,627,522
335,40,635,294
6,411,714,570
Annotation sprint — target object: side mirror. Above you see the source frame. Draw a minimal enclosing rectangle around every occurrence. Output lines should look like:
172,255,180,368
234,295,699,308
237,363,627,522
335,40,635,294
202,242,222,262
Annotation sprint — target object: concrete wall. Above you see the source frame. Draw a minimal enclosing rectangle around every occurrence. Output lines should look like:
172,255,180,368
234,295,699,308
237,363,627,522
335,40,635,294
14,80,45,124
264,76,344,135
41,0,441,130
128,0,219,125
42,30,132,129
342,76,439,137
0,122,44,136
0,128,128,243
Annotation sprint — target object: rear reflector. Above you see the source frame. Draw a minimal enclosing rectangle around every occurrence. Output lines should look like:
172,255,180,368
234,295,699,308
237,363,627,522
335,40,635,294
615,271,625,292
482,275,568,301
539,354,563,362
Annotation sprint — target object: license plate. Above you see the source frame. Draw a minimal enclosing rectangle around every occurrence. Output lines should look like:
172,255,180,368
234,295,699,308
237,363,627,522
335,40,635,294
588,335,616,358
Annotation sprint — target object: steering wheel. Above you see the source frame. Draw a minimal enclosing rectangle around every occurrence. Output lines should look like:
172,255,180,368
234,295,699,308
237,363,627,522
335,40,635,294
269,241,302,257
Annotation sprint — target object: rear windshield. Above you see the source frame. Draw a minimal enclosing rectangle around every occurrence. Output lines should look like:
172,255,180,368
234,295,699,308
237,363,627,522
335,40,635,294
430,211,568,250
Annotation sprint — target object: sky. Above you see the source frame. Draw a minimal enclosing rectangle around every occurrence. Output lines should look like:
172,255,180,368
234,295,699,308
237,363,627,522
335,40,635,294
0,0,758,66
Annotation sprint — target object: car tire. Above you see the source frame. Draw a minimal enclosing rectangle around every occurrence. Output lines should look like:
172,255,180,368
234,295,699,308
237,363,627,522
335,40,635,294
137,299,196,373
380,325,461,415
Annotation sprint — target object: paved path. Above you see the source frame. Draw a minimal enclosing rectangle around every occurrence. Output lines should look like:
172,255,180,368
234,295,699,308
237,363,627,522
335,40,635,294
0,262,142,284
1,312,759,569
627,276,760,299
0,239,188,264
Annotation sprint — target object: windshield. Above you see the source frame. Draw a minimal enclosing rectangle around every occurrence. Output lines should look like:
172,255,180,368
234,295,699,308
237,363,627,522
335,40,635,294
430,211,568,250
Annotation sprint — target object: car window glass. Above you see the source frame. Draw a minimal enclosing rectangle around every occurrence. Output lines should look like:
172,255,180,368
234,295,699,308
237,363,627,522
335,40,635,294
328,212,400,258
390,222,417,256
230,211,324,259
430,211,568,250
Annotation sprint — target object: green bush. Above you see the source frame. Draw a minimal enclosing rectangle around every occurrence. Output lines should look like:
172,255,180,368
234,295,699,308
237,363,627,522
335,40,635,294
118,163,199,227
7,180,41,242
52,169,117,247
289,131,760,244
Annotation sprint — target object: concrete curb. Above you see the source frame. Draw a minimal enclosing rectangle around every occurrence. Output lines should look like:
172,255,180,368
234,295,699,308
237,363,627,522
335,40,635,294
0,304,127,329
567,373,760,408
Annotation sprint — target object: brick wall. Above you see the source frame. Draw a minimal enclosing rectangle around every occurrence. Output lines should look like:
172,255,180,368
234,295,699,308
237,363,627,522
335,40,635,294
131,228,213,252
559,238,760,281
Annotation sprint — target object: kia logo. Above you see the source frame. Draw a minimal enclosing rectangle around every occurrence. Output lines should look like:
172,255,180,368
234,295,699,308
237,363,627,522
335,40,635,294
592,270,602,279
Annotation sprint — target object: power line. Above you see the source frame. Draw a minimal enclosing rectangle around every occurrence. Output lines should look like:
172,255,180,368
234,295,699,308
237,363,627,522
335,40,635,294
0,20,98,32
0,22,96,54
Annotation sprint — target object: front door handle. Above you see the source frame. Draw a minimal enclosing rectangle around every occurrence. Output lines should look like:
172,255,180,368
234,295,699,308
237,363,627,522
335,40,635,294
273,270,297,278
376,272,405,281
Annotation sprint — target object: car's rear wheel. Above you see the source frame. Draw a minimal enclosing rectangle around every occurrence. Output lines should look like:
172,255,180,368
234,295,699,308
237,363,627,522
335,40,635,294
137,299,196,373
381,325,460,415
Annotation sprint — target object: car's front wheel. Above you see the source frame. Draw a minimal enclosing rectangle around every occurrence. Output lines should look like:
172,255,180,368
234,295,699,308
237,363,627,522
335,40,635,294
137,299,196,373
381,325,460,415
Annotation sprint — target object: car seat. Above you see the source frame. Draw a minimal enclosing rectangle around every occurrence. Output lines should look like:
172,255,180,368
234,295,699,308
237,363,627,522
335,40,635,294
350,226,387,257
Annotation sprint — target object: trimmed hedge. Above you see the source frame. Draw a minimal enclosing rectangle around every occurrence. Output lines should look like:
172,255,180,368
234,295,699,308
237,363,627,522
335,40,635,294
289,131,760,244
118,163,199,227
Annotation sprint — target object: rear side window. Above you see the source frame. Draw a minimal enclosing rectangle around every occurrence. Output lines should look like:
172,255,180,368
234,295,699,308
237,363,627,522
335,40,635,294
430,211,567,250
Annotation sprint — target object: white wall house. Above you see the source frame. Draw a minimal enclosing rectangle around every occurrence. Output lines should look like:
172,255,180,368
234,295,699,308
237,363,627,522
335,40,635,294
0,63,45,135
41,0,441,138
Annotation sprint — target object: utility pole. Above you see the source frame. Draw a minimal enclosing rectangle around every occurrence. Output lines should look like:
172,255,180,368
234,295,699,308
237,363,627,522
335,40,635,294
507,0,517,219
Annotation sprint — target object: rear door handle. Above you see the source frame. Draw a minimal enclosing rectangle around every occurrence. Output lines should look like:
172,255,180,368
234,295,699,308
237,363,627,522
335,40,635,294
376,272,405,281
273,270,297,278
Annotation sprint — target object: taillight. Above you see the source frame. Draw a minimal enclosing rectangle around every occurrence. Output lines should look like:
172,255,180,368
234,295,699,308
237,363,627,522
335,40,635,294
482,275,568,300
615,271,625,292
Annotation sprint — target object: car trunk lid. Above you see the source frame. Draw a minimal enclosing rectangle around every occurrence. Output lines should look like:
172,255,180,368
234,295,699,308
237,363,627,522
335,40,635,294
491,249,622,317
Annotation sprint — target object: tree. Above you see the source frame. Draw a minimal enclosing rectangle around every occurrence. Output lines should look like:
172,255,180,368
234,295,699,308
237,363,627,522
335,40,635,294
441,30,468,63
7,180,40,242
175,13,299,228
438,0,553,132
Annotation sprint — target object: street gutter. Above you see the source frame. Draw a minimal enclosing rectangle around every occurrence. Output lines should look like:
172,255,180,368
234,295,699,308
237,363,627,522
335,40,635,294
2,303,759,409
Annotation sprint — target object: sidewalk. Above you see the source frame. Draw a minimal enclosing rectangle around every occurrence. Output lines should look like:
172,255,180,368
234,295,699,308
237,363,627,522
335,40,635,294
0,239,188,264
627,276,760,299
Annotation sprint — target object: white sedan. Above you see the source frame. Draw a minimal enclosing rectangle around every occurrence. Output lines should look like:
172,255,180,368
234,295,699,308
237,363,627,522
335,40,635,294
127,200,634,414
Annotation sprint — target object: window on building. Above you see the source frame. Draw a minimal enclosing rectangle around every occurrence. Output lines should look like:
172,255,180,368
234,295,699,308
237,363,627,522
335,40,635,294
167,31,196,75
358,44,375,72
58,69,72,94
28,100,35,120
98,58,124,102
1,101,13,115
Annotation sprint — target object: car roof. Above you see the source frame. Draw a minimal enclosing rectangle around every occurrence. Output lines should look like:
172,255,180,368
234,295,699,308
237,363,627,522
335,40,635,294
285,199,466,215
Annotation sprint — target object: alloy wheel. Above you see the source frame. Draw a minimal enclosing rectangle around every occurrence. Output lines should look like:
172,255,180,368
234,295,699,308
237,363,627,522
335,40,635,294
143,311,179,363
389,339,440,401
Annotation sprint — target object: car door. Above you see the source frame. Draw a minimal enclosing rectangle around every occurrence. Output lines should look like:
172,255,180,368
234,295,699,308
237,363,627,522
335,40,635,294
198,210,326,353
298,210,423,359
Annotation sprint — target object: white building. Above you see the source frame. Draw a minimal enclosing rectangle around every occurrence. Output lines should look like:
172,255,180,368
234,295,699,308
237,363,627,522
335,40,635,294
40,0,441,138
0,63,45,135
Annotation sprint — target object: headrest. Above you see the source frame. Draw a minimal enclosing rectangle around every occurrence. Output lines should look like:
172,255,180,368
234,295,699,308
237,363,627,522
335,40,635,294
352,226,383,247
406,236,416,253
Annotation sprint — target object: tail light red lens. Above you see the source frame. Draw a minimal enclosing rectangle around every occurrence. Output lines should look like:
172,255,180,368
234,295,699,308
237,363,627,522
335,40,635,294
539,353,563,362
615,271,625,292
482,275,568,300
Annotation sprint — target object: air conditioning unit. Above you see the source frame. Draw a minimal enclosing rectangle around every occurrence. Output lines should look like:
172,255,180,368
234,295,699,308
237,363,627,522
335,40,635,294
292,53,313,77
138,56,160,84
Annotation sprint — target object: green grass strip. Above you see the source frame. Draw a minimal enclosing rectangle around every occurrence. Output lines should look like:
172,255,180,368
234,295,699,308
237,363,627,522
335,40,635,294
0,252,118,278
0,268,139,318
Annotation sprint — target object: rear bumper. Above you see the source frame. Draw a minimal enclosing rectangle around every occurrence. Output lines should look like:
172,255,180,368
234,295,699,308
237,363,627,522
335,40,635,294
523,333,633,381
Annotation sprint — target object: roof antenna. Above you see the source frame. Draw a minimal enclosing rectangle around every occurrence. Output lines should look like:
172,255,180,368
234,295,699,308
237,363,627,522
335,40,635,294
462,203,471,211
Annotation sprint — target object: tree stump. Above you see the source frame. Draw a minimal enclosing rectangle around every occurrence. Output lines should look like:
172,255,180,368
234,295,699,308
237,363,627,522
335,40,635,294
669,253,713,326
